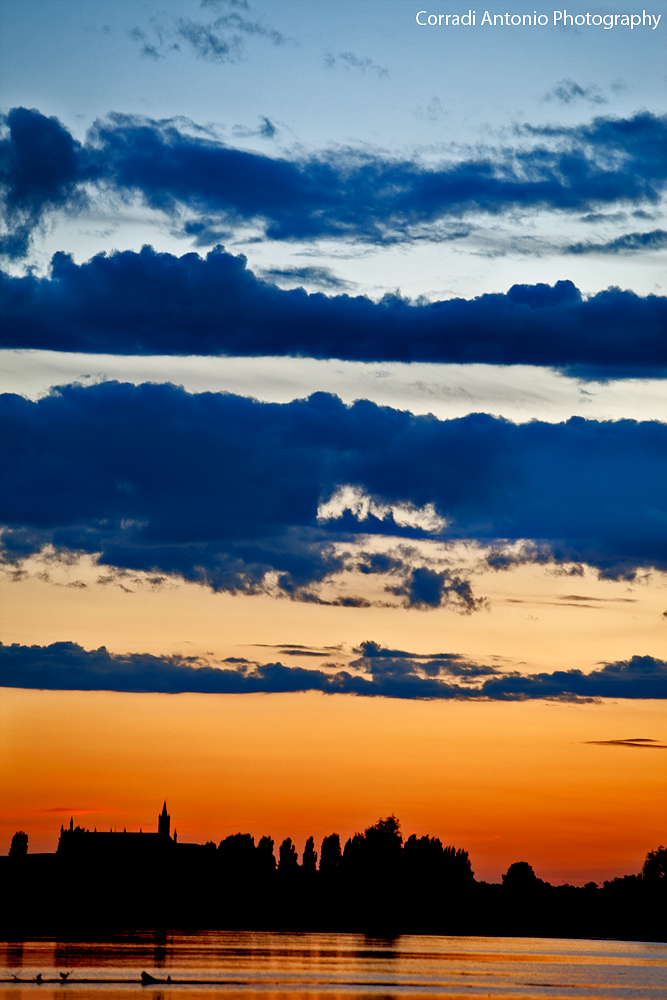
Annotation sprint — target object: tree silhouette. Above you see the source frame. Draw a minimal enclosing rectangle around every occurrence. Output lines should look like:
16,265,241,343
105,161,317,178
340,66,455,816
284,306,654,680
9,831,28,857
443,844,474,882
366,815,402,849
219,833,255,875
302,836,317,874
319,833,341,875
404,833,442,872
364,814,402,874
342,831,366,874
502,861,539,888
278,837,299,874
256,835,276,875
3,813,665,939
642,845,666,880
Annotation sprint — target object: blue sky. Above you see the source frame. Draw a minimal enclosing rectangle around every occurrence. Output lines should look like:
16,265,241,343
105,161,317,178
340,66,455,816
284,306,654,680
2,1,663,143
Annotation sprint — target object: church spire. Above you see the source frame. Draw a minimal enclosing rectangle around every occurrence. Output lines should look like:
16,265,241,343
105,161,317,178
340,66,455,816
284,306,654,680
158,801,171,838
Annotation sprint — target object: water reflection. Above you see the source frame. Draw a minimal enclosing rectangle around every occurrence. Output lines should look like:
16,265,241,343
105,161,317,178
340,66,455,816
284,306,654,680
3,945,23,971
1,932,665,1000
154,931,168,970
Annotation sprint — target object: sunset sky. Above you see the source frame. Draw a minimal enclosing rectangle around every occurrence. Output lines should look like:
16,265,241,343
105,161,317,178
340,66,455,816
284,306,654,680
0,0,665,885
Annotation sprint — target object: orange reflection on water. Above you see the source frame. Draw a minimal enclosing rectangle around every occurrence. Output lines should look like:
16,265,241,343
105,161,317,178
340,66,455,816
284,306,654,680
1,932,666,1000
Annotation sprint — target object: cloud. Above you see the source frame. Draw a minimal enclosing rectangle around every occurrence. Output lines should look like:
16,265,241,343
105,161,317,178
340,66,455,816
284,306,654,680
2,108,666,257
181,219,232,246
2,246,665,377
414,97,446,122
349,640,498,679
201,0,251,8
351,547,485,613
477,655,667,701
129,27,169,61
566,229,667,254
258,116,277,140
40,807,98,813
319,487,448,532
1,642,664,700
0,383,665,596
0,108,90,258
175,19,243,61
253,642,345,657
325,51,388,77
584,737,667,748
129,2,286,64
543,80,606,105
559,594,636,603
388,567,483,612
260,264,354,290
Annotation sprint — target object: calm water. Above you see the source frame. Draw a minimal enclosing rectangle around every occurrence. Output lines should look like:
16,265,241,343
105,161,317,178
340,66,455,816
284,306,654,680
1,932,665,1000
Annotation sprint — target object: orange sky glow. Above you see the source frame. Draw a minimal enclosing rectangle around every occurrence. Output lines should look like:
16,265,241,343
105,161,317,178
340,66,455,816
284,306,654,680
2,685,664,885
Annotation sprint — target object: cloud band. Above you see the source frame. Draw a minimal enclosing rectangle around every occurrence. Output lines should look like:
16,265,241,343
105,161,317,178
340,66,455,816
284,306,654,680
1,641,664,700
1,246,665,375
1,383,665,598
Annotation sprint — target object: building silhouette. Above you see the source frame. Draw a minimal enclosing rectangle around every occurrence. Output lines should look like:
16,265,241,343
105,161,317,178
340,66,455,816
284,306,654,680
56,802,198,861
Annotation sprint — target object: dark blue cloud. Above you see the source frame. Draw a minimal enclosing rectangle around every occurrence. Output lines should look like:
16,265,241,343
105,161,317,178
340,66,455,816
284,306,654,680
348,641,498,680
0,108,93,258
477,655,667,702
0,383,664,597
566,229,667,254
2,108,665,257
2,245,665,375
1,641,664,700
388,567,480,611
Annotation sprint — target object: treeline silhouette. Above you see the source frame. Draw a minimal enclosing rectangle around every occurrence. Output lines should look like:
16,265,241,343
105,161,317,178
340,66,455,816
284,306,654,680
2,817,664,941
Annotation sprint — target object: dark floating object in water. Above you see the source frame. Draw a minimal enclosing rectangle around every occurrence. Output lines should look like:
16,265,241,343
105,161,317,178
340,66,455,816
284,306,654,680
2,974,238,986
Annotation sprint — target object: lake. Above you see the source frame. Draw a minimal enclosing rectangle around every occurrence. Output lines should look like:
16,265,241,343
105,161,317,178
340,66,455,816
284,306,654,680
1,932,666,1000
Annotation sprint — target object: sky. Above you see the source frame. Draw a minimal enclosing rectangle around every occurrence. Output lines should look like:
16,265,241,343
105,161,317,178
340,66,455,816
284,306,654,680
0,0,666,885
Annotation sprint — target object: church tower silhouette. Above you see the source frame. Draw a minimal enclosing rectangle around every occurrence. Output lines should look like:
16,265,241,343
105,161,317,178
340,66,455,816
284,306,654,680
158,801,171,838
